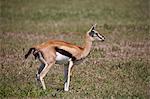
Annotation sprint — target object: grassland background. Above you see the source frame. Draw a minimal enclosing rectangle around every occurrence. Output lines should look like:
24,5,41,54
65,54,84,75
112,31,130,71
0,0,150,98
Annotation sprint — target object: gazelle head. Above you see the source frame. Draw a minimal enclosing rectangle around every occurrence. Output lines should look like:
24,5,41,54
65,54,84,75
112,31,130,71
87,24,105,42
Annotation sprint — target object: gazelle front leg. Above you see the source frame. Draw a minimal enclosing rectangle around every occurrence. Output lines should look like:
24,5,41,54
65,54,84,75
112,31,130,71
64,59,73,91
64,65,68,86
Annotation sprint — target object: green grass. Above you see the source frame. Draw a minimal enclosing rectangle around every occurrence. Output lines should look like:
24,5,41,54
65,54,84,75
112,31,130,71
1,0,149,33
0,0,150,98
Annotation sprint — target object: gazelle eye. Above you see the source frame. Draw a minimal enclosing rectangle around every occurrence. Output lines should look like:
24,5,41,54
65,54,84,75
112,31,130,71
89,31,95,37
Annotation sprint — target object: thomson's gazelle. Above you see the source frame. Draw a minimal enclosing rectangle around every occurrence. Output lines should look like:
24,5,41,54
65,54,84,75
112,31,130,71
25,24,105,91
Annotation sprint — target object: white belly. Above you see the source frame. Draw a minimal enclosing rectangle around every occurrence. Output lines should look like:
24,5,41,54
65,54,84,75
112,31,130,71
56,52,70,63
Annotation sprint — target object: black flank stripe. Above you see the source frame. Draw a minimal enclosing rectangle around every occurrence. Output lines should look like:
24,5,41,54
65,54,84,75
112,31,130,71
55,47,76,61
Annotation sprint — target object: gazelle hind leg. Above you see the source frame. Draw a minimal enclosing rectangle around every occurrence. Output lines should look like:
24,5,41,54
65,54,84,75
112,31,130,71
64,59,73,91
36,63,45,88
40,61,55,90
39,62,55,90
37,52,55,90
36,63,45,81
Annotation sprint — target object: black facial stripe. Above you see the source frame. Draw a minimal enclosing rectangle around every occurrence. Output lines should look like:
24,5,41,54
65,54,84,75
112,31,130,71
95,33,103,39
55,47,76,61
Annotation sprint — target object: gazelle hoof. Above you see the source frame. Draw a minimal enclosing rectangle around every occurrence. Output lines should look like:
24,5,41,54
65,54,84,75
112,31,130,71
64,88,69,91
64,83,69,91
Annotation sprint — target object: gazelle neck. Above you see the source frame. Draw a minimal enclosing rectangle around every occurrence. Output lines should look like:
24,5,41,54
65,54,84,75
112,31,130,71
81,34,93,58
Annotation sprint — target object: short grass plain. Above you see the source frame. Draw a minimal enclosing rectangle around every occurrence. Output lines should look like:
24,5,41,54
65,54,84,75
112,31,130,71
0,0,150,98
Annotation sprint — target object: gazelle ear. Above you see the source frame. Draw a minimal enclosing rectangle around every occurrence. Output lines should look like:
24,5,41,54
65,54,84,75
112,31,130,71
89,24,97,31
